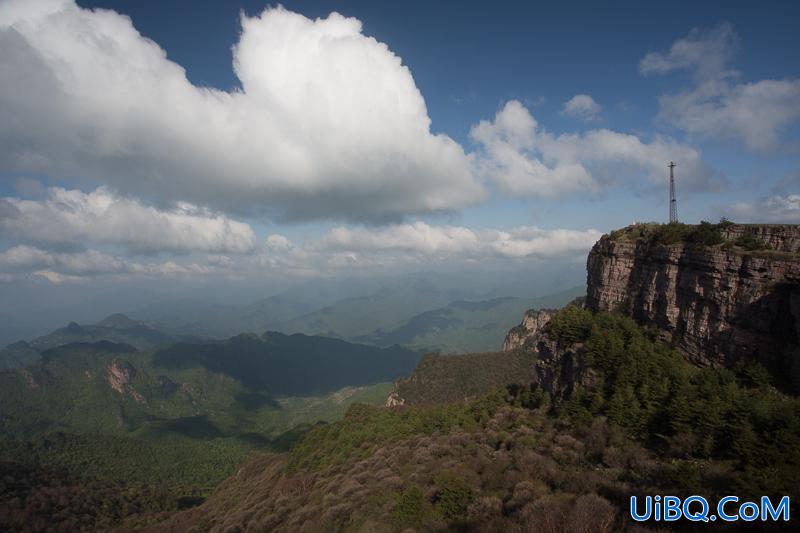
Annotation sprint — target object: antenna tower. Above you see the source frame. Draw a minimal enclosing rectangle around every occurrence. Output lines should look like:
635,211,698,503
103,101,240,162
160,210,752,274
668,161,678,223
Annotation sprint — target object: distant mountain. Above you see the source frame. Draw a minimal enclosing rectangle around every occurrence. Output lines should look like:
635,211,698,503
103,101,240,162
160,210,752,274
0,314,185,369
273,286,455,340
95,313,144,329
351,286,585,353
126,270,585,343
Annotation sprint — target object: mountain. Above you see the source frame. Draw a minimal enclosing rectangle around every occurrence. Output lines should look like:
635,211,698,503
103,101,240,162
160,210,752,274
0,313,184,369
587,222,800,391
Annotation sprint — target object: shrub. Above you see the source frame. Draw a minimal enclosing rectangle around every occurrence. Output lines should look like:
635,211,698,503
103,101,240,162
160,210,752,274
734,233,770,251
545,305,594,345
649,222,691,245
718,217,735,228
647,221,724,248
393,486,430,527
434,471,474,522
685,221,725,247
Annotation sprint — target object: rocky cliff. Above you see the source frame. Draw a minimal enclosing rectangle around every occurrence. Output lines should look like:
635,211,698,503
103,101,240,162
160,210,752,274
585,223,800,389
501,309,555,352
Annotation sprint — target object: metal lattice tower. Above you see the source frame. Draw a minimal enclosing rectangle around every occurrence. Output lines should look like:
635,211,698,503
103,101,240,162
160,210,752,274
668,161,678,223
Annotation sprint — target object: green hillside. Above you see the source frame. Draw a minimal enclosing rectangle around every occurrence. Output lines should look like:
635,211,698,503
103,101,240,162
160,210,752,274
0,335,417,440
0,331,414,513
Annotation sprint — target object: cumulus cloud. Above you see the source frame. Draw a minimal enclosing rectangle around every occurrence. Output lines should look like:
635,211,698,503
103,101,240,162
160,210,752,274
0,245,211,284
0,186,256,254
561,94,602,121
471,100,717,198
641,22,800,152
0,0,482,222
723,194,800,223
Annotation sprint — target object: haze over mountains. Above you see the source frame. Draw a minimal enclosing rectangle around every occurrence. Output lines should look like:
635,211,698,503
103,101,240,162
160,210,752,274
1,270,585,367
0,267,586,346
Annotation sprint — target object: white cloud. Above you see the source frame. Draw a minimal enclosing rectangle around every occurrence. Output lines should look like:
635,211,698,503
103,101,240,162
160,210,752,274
485,226,604,258
640,22,738,82
0,245,212,284
312,222,480,255
0,1,482,222
0,220,604,283
0,186,256,254
658,79,800,152
724,194,800,223
561,94,602,121
307,221,603,260
470,100,716,198
641,22,800,152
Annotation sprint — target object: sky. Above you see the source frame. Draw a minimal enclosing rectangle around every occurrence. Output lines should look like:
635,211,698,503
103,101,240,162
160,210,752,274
0,0,799,303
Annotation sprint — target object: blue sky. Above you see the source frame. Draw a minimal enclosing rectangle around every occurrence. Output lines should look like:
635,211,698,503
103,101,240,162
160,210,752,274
0,0,799,292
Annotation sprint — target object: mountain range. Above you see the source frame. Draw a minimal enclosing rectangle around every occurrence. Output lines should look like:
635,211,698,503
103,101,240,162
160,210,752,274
1,285,584,369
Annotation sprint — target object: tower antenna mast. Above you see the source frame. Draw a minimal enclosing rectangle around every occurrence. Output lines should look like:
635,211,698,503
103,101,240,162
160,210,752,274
668,161,678,223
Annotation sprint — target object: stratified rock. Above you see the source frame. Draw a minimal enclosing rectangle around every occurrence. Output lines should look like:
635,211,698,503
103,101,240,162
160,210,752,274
585,223,800,388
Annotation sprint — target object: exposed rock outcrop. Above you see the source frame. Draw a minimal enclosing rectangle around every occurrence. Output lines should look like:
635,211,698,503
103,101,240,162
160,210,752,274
385,391,405,407
585,223,800,389
501,309,555,352
106,359,136,394
501,309,592,401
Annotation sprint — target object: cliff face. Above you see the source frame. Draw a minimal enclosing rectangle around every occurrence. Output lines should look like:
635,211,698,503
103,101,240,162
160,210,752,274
585,224,800,388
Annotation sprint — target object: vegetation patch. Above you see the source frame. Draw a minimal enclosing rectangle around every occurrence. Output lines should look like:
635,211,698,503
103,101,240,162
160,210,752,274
734,233,771,251
393,350,537,406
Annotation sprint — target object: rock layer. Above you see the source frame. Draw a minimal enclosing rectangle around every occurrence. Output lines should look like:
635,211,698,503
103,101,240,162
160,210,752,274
585,224,800,389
